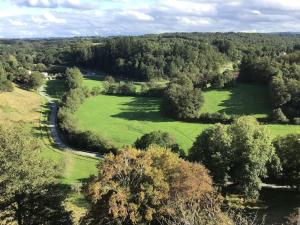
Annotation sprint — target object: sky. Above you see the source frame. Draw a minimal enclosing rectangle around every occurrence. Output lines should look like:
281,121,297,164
0,0,300,38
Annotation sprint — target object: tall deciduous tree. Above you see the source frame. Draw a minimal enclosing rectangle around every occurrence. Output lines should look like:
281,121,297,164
273,134,300,190
81,146,216,225
161,77,204,120
0,124,71,225
65,67,83,90
189,117,279,199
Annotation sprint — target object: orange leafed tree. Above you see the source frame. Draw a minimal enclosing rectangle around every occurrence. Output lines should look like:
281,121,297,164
81,146,228,225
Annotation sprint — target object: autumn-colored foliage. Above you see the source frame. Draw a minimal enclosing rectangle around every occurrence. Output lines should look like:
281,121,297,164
81,146,216,225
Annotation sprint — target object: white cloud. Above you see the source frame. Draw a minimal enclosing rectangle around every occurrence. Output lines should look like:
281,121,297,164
3,0,300,38
31,12,66,24
8,19,27,26
177,17,210,26
119,10,154,21
13,0,95,10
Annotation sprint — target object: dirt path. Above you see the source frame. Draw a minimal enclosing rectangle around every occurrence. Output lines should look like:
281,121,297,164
38,85,102,159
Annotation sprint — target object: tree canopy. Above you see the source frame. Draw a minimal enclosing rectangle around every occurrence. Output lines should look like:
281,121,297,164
189,116,279,199
0,124,71,224
81,146,215,225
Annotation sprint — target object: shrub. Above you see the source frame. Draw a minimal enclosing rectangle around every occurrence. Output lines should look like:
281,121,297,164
118,81,136,96
199,112,234,124
0,79,14,92
141,81,165,97
134,131,185,157
271,108,289,123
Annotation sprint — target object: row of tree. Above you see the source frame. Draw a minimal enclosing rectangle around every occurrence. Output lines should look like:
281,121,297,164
239,53,300,122
131,117,299,200
58,67,117,154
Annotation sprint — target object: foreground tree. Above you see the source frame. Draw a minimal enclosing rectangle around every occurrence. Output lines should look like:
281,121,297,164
189,117,279,199
81,146,223,225
273,134,300,190
0,124,71,225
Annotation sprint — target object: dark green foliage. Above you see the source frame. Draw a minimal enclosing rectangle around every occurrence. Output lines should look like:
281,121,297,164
269,66,300,120
58,70,116,154
273,134,300,190
134,130,184,156
161,78,204,120
189,117,278,199
0,64,13,92
271,108,289,123
92,36,226,80
28,71,44,90
198,112,235,124
65,67,83,90
212,71,236,89
141,81,165,97
102,76,136,96
239,55,279,84
0,124,71,225
269,73,291,107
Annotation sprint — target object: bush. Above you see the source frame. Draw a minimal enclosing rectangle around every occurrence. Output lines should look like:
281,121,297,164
134,131,185,157
103,77,137,96
294,117,300,125
0,79,14,92
141,81,165,97
271,108,289,123
118,81,136,96
199,112,234,124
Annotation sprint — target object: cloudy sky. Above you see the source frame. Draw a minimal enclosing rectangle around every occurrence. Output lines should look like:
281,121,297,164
0,0,300,38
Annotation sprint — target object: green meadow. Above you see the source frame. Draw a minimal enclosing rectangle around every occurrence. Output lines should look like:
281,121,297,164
74,93,300,151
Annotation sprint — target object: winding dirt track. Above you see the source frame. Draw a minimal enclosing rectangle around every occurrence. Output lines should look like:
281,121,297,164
38,84,102,159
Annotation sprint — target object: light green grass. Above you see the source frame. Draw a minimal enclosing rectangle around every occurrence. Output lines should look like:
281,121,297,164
74,94,300,151
201,84,272,118
74,95,211,151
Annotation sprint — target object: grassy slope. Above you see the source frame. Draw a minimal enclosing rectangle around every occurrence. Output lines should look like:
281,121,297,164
0,86,41,125
0,84,98,185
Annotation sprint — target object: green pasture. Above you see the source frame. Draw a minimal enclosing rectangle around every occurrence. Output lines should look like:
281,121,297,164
74,94,300,151
201,84,272,118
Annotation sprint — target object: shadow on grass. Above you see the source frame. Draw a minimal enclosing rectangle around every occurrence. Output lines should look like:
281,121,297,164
217,84,272,116
258,188,300,225
111,97,172,122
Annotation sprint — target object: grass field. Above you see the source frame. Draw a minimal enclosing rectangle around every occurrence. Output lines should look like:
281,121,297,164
201,84,272,118
74,94,300,151
0,86,42,125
